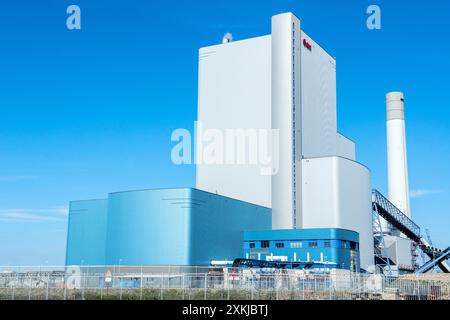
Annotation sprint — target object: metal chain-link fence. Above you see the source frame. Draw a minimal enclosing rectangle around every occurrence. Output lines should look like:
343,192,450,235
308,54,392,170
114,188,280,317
1,266,449,300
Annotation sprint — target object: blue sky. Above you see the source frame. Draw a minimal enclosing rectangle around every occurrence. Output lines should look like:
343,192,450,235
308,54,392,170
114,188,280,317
0,0,449,265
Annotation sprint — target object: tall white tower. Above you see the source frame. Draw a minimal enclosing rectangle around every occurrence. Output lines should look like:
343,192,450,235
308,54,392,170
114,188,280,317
386,92,411,219
271,13,302,229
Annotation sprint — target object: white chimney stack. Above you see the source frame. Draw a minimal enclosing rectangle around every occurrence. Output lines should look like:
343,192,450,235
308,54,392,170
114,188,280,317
386,92,411,221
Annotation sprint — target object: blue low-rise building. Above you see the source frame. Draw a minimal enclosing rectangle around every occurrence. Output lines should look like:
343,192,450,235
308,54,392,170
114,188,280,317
65,188,271,266
66,188,361,271
243,229,360,272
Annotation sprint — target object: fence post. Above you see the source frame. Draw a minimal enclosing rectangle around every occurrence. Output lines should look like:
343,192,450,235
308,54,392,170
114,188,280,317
12,273,18,300
251,278,254,300
118,269,123,301
81,274,85,301
46,273,50,300
356,274,359,300
276,275,279,301
222,274,225,301
227,275,230,300
160,274,163,300
329,275,332,300
28,275,32,300
204,273,207,300
314,275,317,295
140,266,143,301
63,275,67,300
182,274,185,300
416,276,420,301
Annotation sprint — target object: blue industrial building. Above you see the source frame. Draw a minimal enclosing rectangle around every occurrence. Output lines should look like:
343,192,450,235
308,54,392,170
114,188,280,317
66,189,361,271
243,229,360,272
65,188,271,266
65,199,108,266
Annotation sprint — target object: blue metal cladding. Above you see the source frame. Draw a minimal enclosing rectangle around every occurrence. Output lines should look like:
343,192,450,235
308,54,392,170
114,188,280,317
105,188,271,266
65,199,108,266
188,189,271,265
105,189,193,266
65,188,272,266
243,229,360,271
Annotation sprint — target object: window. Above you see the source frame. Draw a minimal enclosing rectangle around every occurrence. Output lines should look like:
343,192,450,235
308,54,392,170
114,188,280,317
261,240,270,249
249,242,256,249
276,242,284,249
350,242,358,250
324,241,331,248
308,241,318,248
290,242,302,249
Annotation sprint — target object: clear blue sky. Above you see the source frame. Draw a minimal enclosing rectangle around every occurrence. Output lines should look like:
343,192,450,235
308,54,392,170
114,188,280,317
0,0,449,265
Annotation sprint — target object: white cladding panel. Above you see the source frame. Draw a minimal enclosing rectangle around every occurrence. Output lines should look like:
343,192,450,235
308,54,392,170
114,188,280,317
196,36,272,208
336,133,356,160
396,238,413,267
385,235,413,268
302,157,374,270
300,32,338,158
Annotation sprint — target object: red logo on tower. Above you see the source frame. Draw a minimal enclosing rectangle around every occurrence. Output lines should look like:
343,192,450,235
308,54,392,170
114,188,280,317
303,39,312,51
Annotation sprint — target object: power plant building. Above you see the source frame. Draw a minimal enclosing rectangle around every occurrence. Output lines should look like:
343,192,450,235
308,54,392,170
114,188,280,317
196,12,374,270
65,12,397,272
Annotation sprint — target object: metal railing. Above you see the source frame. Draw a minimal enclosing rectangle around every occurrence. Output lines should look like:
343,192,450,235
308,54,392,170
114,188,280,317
0,266,449,300
372,190,421,241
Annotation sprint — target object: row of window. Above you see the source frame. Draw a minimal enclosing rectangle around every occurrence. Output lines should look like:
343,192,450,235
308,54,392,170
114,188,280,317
246,240,358,251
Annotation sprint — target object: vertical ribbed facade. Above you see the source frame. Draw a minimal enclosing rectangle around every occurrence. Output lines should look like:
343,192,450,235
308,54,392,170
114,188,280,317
271,13,302,229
